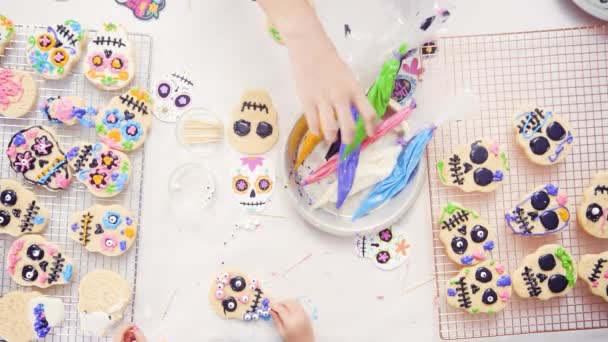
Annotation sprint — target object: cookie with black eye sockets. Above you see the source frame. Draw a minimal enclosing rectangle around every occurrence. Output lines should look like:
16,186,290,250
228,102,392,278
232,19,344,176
578,251,608,302
209,268,272,322
577,172,608,239
505,184,570,236
227,90,279,155
512,244,576,300
513,106,573,165
438,202,495,266
446,260,512,314
0,178,50,237
436,139,509,193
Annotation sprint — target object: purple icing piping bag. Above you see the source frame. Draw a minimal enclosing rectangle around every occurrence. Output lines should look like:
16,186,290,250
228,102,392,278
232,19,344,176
336,107,361,209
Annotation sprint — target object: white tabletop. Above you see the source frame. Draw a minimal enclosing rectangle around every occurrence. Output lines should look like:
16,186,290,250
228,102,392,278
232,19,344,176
3,0,607,341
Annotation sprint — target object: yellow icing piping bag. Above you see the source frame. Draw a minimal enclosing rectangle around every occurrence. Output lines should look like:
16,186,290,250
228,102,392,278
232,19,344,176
294,131,322,170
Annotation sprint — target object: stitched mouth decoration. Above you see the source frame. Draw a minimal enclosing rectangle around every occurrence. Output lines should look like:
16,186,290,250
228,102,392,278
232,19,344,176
18,200,42,233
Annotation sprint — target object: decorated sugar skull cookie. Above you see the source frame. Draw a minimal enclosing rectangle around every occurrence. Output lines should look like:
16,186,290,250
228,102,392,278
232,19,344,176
68,204,137,256
228,90,279,155
512,244,576,300
41,95,97,127
355,227,411,270
436,139,508,193
209,269,272,322
66,142,131,197
232,157,276,213
7,234,74,288
446,260,512,314
513,106,573,165
438,203,495,266
85,23,135,91
505,184,570,236
391,48,423,107
95,87,153,152
26,20,86,79
0,68,37,118
0,178,49,237
6,126,72,191
153,70,194,122
578,251,608,302
0,291,65,341
577,172,608,238
78,270,131,336
0,15,15,55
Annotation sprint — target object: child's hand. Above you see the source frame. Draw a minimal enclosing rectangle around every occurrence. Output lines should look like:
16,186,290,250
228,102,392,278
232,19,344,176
112,324,147,342
271,300,315,342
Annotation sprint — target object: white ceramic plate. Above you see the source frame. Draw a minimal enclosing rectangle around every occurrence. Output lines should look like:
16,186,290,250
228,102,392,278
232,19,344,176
573,0,608,21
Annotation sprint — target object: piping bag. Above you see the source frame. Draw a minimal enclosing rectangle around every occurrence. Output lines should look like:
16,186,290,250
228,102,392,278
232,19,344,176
294,132,322,170
351,126,435,220
336,107,361,208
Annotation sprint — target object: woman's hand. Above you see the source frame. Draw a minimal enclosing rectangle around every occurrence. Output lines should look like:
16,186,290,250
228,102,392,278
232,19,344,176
271,300,315,342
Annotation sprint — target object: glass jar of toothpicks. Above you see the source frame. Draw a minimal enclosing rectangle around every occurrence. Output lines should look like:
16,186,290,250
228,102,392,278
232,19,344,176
176,107,224,156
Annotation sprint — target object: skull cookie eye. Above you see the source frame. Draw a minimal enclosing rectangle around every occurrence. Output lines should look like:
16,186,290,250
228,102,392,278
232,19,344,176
36,33,55,51
91,55,104,67
21,265,38,282
256,122,274,138
157,82,171,98
586,203,603,222
546,121,566,141
378,228,393,242
473,168,493,186
230,276,247,292
475,267,493,283
531,191,550,210
222,297,238,313
1,190,17,206
548,274,568,293
27,245,45,260
451,237,468,255
233,119,251,137
50,48,69,67
530,136,550,155
255,176,273,193
0,210,11,226
482,288,498,304
376,251,391,264
110,57,125,71
538,254,556,271
540,211,559,230
469,142,488,164
174,94,191,109
470,225,488,243
232,177,249,194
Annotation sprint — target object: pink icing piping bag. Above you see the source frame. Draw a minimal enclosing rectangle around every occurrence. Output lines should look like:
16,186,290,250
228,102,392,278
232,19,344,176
302,101,415,186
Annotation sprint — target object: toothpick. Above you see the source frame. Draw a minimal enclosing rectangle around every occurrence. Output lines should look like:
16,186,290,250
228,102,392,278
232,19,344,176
401,276,434,295
161,288,178,320
249,212,288,219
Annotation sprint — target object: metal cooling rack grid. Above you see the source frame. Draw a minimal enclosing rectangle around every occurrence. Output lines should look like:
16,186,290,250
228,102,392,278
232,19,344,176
425,26,608,340
0,25,152,341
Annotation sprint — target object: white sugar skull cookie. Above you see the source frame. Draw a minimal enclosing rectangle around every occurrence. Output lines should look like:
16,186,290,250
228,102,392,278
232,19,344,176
0,15,15,55
209,269,272,322
513,106,573,165
153,70,194,122
512,244,576,300
232,157,276,213
505,184,570,236
95,87,153,152
577,172,608,238
85,23,135,91
7,235,75,288
0,291,65,341
27,20,86,79
446,260,512,314
578,251,608,302
436,139,508,193
354,227,411,270
0,67,37,118
6,126,72,191
66,142,131,197
68,204,137,256
438,203,495,266
0,178,49,237
41,95,97,127
78,270,131,336
228,90,279,155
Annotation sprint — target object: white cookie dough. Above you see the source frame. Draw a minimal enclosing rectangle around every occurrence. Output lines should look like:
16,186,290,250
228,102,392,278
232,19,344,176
578,251,608,302
41,95,95,126
209,268,272,321
511,244,576,300
0,291,65,341
446,260,512,314
0,68,37,118
228,90,279,155
577,171,608,238
0,178,49,237
436,139,508,192
513,106,573,165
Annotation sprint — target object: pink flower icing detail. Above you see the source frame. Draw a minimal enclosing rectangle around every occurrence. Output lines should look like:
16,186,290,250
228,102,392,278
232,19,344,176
53,97,75,122
489,142,500,156
6,145,16,158
592,280,599,288
0,68,24,111
472,251,485,261
24,129,37,139
101,234,118,251
108,54,128,73
39,273,47,285
100,136,122,150
494,264,505,275
7,239,24,275
55,174,71,189
556,193,568,206
47,245,57,256
499,290,511,302
88,53,108,72
604,271,608,279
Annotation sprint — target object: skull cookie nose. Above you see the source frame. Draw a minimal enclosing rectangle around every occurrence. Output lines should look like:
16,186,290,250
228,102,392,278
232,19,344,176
249,189,256,198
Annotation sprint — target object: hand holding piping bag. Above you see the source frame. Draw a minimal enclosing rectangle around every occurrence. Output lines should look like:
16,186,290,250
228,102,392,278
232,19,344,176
271,300,315,342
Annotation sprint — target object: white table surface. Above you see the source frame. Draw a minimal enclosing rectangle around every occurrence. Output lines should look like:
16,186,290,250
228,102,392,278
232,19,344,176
3,0,608,341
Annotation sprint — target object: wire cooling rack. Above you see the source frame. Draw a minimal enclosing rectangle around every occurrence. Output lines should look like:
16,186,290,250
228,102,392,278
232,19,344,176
426,26,608,340
0,25,152,340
